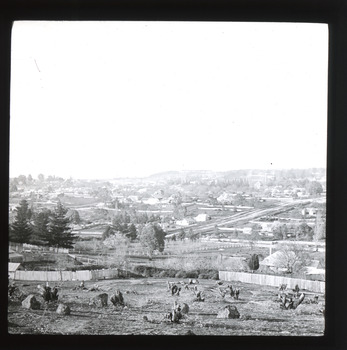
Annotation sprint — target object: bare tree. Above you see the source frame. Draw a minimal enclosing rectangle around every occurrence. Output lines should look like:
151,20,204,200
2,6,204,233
274,244,309,274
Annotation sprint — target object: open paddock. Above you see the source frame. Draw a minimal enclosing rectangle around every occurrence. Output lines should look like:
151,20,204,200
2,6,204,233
8,277,324,335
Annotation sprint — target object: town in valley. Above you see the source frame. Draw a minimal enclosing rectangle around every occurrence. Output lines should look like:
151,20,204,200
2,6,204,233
8,168,326,335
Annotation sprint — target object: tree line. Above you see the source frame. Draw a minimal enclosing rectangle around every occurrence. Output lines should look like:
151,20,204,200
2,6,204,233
9,200,77,249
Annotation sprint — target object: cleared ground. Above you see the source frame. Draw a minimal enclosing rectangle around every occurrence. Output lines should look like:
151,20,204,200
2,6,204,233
8,277,325,336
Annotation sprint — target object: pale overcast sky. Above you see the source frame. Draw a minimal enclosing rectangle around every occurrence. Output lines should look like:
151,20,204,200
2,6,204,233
10,21,328,179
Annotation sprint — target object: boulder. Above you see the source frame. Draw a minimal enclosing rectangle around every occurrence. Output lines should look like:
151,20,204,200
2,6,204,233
56,303,71,315
90,293,108,307
22,294,41,310
217,305,240,319
180,303,189,314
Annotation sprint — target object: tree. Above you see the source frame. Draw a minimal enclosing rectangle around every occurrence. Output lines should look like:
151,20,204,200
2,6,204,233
17,174,27,185
9,199,33,243
9,183,18,192
38,173,45,182
295,222,314,241
178,228,186,240
274,244,309,274
31,209,52,245
125,223,137,241
27,174,33,184
102,225,116,240
138,223,165,258
48,201,77,249
70,210,81,224
187,228,197,241
307,181,323,197
314,209,326,241
272,222,284,240
248,254,259,273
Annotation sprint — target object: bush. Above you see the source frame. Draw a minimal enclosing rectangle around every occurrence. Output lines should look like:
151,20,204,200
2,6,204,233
198,269,219,280
143,268,152,277
167,269,178,278
175,270,187,278
132,265,147,274
186,270,199,278
158,270,169,278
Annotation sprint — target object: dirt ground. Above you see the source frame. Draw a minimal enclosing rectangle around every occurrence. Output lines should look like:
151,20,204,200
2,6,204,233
8,278,325,336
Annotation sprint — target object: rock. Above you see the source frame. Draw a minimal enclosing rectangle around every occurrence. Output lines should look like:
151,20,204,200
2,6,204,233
56,303,71,315
90,293,108,307
217,305,240,319
181,303,189,314
22,294,41,310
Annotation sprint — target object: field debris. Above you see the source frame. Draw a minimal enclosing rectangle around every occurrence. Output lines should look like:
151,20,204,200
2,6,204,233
22,295,41,310
188,279,199,285
216,305,240,319
37,284,59,303
193,291,205,302
276,283,306,310
89,293,108,307
180,303,189,314
88,284,101,292
8,282,27,302
110,290,125,307
56,303,71,315
280,293,305,310
169,284,181,296
166,301,183,323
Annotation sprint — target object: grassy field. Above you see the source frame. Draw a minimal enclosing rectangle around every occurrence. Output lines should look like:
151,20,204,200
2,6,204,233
8,277,325,336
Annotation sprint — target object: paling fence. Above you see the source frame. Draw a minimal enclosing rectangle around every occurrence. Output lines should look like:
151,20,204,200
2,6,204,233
219,271,325,294
12,268,119,282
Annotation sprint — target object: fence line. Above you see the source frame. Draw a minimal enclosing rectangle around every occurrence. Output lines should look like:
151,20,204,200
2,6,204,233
219,270,325,294
13,268,119,282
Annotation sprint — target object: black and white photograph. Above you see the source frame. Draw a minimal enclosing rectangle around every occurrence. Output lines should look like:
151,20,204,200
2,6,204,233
8,21,327,336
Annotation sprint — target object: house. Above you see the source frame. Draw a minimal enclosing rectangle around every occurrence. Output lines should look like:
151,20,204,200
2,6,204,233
176,218,196,226
143,198,160,205
240,227,252,235
301,208,318,217
303,260,325,281
258,251,296,273
195,213,210,222
8,262,23,279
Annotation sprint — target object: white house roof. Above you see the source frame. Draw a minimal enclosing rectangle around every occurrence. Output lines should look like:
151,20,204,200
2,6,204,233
8,262,21,272
305,267,325,275
259,251,296,267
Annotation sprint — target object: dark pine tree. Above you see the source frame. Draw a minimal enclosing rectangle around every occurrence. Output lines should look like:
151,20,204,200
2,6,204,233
126,223,137,241
31,209,52,246
48,201,77,249
9,199,33,243
248,254,260,273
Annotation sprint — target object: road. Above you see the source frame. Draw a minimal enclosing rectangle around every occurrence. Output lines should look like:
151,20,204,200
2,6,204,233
166,199,312,238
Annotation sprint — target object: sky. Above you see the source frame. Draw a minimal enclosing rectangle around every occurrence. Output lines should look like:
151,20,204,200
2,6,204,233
10,21,328,179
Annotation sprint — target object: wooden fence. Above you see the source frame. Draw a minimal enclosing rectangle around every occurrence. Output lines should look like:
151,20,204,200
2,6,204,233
219,270,325,294
12,268,119,282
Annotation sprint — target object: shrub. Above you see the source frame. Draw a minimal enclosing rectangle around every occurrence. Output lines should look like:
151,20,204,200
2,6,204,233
168,269,178,278
143,268,152,277
158,270,169,278
133,265,147,274
175,270,187,278
186,270,199,278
